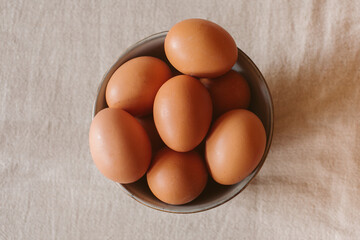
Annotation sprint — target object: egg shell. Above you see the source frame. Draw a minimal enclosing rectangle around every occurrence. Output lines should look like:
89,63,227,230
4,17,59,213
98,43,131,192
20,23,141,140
147,148,208,205
205,109,266,185
200,70,251,118
106,56,172,116
164,18,238,78
89,108,152,183
153,75,213,152
136,115,164,154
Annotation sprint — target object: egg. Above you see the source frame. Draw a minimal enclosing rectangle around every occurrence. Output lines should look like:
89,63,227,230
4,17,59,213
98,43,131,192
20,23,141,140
164,18,238,78
153,75,212,152
147,148,208,205
205,109,266,185
200,70,251,118
136,115,164,154
106,56,172,116
89,108,152,183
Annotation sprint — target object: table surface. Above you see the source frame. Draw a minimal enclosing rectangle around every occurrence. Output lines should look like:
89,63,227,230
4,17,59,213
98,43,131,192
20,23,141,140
1,0,359,239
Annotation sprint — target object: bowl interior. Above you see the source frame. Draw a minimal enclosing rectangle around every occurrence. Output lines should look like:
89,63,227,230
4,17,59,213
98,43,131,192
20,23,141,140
93,32,274,213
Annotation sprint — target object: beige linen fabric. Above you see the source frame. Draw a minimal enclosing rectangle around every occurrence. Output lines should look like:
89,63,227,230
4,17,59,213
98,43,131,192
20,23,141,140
1,0,359,239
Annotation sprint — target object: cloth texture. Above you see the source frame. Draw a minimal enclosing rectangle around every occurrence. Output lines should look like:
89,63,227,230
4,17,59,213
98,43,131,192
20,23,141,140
1,0,359,239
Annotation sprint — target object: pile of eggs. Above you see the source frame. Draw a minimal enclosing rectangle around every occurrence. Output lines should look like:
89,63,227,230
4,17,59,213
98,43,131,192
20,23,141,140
89,19,266,205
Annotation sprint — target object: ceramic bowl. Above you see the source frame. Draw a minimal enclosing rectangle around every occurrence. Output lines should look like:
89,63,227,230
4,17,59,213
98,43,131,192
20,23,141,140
92,32,274,213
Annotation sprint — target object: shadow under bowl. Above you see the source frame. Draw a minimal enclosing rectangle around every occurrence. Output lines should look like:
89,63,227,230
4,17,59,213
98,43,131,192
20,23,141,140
92,32,274,214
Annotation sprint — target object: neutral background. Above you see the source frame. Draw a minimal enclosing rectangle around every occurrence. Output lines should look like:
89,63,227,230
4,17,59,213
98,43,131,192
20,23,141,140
1,0,359,239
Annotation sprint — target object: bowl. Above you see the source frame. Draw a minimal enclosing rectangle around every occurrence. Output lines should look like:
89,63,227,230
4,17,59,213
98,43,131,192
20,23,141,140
92,31,274,213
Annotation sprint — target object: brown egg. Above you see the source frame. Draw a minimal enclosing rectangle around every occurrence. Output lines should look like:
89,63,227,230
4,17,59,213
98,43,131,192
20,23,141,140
205,109,266,185
89,108,151,183
164,18,238,78
153,75,212,152
200,70,251,118
136,115,164,154
106,56,172,116
147,148,208,205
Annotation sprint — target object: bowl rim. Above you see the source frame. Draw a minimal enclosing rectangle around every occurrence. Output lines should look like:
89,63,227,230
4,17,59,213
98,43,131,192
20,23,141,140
92,31,274,214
